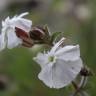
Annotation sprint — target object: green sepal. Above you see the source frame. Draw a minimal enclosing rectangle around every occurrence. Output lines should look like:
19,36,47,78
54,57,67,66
50,32,62,43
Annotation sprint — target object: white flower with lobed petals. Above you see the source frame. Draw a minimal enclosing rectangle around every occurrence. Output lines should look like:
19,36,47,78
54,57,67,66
0,12,32,51
33,38,83,89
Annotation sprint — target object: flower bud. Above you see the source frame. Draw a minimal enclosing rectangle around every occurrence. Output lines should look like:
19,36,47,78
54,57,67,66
15,27,34,48
80,67,93,76
29,27,45,41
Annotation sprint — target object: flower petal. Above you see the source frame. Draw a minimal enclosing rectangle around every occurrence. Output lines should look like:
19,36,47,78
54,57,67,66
51,58,83,88
2,21,5,27
50,37,65,54
55,45,80,61
7,28,22,49
38,63,54,88
0,32,6,51
33,53,48,68
18,12,29,18
38,58,83,89
15,18,32,32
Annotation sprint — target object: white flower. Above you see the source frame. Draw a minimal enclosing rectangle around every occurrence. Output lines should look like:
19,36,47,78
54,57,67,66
0,12,32,51
33,38,83,89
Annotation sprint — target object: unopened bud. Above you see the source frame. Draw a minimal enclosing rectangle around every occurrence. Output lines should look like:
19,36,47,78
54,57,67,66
29,27,45,41
80,67,93,76
15,27,34,48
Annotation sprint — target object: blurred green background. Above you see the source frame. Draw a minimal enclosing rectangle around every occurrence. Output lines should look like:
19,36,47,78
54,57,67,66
0,0,96,96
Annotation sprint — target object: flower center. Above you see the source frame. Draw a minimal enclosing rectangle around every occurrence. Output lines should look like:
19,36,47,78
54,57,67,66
48,56,55,62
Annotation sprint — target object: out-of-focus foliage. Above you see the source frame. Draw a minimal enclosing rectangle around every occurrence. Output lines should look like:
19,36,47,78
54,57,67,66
0,0,96,96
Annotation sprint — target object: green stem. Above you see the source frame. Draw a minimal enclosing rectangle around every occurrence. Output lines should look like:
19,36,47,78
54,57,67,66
71,76,88,96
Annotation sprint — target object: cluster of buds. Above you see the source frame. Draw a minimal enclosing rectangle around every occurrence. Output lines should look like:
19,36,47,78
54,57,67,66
15,26,51,47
